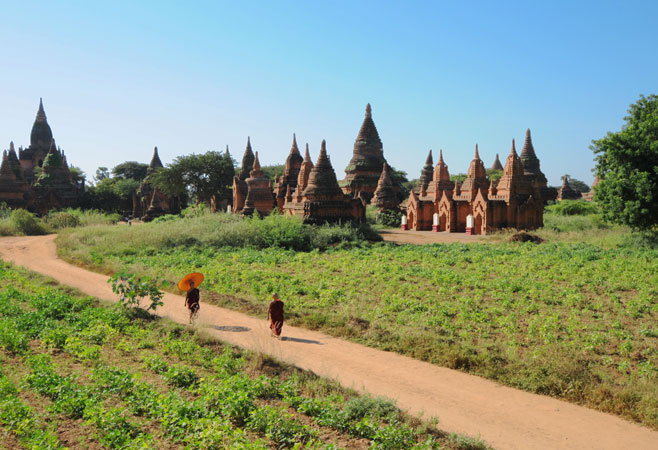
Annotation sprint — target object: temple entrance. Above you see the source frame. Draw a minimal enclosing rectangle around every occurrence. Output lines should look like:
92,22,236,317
474,214,483,235
408,211,415,230
439,213,447,231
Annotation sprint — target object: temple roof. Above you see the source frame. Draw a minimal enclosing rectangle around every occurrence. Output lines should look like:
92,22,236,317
149,146,163,170
434,149,450,182
0,151,17,181
520,129,541,175
303,140,344,200
418,149,434,192
490,153,504,171
7,142,23,179
352,103,383,157
461,144,488,193
249,151,265,178
372,162,398,209
30,98,53,150
238,137,255,180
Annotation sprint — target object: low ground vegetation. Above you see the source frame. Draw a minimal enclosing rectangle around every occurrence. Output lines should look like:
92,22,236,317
0,263,487,449
0,207,119,236
57,208,658,429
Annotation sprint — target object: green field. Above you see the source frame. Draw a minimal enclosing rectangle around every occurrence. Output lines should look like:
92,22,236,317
56,213,658,430
0,263,489,449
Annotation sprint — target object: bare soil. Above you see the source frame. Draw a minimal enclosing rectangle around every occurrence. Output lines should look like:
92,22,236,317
1,235,657,450
378,228,486,244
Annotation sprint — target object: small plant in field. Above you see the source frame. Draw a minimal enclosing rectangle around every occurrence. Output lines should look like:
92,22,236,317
109,271,163,311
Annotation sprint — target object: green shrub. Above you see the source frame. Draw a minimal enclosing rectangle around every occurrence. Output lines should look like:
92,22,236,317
375,208,403,227
10,209,47,235
546,200,600,216
47,211,81,229
109,271,164,312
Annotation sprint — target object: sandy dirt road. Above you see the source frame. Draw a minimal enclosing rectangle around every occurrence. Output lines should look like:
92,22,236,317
378,228,486,245
1,235,656,450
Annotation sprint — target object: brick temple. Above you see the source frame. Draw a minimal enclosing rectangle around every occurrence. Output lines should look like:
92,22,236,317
406,131,554,234
0,99,82,212
133,146,180,220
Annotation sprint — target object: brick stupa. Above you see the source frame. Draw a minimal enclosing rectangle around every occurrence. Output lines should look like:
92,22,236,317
372,163,399,210
285,140,365,223
557,176,582,201
242,151,275,216
417,150,434,194
340,104,387,202
275,134,304,212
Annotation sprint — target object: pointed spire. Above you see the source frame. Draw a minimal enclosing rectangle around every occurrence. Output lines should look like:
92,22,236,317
318,140,328,162
474,144,480,160
290,133,299,154
490,153,504,172
238,137,255,180
303,140,344,201
149,146,163,169
439,149,444,164
425,149,433,166
253,151,261,171
9,142,14,152
510,139,517,156
418,149,435,193
225,145,230,157
304,143,311,162
0,151,16,181
36,98,47,122
521,129,536,158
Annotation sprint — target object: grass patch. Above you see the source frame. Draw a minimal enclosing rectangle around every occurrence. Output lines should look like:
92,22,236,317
56,212,658,430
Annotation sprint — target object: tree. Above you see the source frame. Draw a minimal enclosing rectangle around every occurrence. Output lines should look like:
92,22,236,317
112,161,148,181
150,151,235,205
94,167,110,184
560,174,590,194
591,94,658,230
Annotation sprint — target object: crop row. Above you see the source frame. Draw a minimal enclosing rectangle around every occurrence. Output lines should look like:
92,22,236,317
0,262,488,449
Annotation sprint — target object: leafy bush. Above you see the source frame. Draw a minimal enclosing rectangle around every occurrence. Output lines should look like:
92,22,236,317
47,211,81,229
10,209,47,235
109,271,164,311
375,208,403,227
546,200,600,216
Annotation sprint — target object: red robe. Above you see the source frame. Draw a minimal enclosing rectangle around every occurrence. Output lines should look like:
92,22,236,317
268,300,284,336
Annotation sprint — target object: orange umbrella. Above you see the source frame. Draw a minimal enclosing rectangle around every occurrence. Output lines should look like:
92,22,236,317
178,272,204,291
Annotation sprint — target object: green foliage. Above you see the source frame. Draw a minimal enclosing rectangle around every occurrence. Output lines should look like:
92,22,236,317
592,94,658,230
10,209,47,235
109,271,164,311
112,161,149,181
486,169,503,183
545,200,600,216
46,210,81,229
375,208,403,227
560,174,590,193
259,164,285,183
150,150,235,205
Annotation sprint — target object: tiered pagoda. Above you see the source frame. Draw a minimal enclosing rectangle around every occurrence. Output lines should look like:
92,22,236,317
557,177,582,201
417,150,434,194
284,140,365,223
232,137,255,213
406,131,548,234
490,153,504,171
340,104,391,202
520,129,556,203
372,163,398,211
242,152,275,216
274,134,303,212
0,99,82,211
133,146,179,221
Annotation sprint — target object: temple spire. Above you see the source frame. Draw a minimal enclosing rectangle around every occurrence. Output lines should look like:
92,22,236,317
439,149,444,164
510,139,517,156
474,144,480,159
36,98,46,122
365,103,372,119
252,151,261,171
425,149,433,166
490,153,504,172
291,133,299,154
149,146,163,169
304,143,311,161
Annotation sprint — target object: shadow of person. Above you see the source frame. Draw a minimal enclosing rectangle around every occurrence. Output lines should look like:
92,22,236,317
207,325,250,332
280,336,323,345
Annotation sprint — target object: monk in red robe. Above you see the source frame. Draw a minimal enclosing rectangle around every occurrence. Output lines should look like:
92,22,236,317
267,293,284,338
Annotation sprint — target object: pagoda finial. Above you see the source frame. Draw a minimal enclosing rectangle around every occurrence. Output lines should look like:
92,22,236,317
474,144,480,159
36,98,47,121
510,139,517,156
439,149,444,163
365,103,372,119
320,140,327,157
304,143,311,162
247,136,252,150
253,151,261,171
225,145,230,157
9,142,14,152
425,149,433,166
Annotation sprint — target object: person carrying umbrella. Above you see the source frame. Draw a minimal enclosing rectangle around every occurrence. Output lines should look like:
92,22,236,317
268,293,284,338
178,273,203,324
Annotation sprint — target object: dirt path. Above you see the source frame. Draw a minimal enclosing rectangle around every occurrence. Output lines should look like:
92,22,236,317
1,235,656,450
378,228,486,244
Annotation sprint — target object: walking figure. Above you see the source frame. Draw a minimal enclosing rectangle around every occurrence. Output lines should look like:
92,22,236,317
185,280,200,324
178,272,204,325
268,293,285,338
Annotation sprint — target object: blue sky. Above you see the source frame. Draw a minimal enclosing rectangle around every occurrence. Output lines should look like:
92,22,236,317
1,0,656,186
